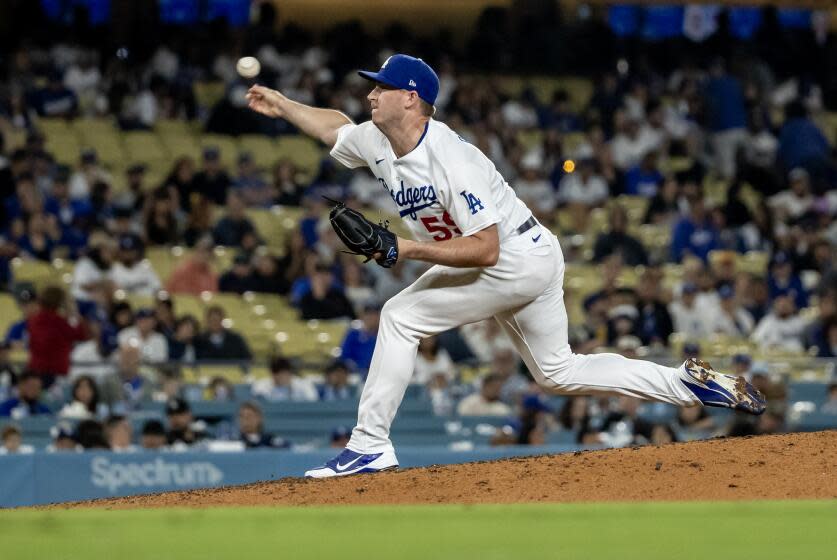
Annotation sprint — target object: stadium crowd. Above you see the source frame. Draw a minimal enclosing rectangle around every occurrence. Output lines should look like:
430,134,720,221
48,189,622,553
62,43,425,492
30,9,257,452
0,4,836,453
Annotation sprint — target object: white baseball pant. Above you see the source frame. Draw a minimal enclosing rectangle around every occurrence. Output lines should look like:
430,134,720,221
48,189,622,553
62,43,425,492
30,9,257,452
348,224,700,453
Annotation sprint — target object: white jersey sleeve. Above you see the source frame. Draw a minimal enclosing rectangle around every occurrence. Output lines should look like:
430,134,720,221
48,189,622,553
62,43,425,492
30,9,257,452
330,122,378,169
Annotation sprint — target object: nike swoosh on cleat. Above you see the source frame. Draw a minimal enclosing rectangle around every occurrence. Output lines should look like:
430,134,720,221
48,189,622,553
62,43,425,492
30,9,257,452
375,158,385,164
532,234,541,243
335,456,365,472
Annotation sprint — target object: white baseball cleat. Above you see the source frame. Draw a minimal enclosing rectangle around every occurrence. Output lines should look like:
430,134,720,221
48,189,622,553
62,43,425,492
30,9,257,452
680,358,767,415
304,448,399,479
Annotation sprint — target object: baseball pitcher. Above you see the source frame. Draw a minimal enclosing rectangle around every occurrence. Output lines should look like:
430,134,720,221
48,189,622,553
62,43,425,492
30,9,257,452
246,54,766,478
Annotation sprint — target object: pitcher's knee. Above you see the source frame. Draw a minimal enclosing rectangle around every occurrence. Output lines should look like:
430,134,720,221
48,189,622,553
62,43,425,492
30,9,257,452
379,296,419,339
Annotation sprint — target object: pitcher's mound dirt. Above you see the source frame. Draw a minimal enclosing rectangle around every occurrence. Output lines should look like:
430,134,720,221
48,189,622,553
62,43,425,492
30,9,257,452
66,431,836,509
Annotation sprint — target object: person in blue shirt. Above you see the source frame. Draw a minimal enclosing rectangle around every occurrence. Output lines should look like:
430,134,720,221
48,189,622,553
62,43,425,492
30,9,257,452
339,303,380,373
777,101,833,188
317,360,354,401
624,151,665,197
0,371,51,418
670,194,721,263
3,285,37,349
768,251,809,310
703,59,748,179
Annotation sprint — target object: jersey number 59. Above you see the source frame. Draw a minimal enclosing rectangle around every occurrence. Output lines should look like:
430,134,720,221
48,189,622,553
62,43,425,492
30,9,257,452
421,212,461,241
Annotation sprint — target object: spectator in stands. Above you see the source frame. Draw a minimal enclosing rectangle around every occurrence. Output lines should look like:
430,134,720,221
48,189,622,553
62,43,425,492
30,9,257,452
669,282,714,340
556,155,608,228
803,285,835,354
751,295,808,353
318,360,354,401
59,375,104,419
0,424,33,454
238,401,290,449
182,195,214,247
516,394,554,445
75,419,110,449
253,356,317,402
610,115,659,171
232,152,270,206
154,298,177,339
219,253,256,294
0,372,50,418
300,262,355,320
140,419,168,450
413,335,456,386
340,257,375,315
273,159,306,207
111,234,161,296
165,397,208,446
712,285,755,337
514,151,556,224
339,302,379,372
703,59,748,179
168,314,199,362
768,168,815,223
541,89,582,132
105,415,136,452
166,235,219,295
457,373,512,417
17,211,60,262
100,345,155,411
670,194,721,263
634,271,674,346
491,344,532,406
69,320,117,380
45,166,91,238
194,305,251,361
777,101,832,186
212,191,258,248
193,146,231,206
117,308,168,364
29,68,78,119
248,253,290,295
113,164,148,214
69,149,110,201
144,187,181,246
165,157,197,212
624,151,665,198
27,285,89,386
767,252,808,310
47,422,80,452
71,238,116,315
592,205,648,266
4,285,37,349
0,342,20,401
206,376,234,402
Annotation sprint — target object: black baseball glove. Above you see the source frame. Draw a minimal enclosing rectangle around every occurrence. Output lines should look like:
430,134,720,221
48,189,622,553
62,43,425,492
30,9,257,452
326,198,398,268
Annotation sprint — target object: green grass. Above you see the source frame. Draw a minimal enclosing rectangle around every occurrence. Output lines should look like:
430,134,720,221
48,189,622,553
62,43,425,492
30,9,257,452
4,501,835,559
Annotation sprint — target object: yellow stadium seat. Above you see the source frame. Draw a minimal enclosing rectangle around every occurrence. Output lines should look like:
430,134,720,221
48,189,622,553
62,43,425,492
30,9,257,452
123,131,169,166
194,81,226,110
274,136,324,176
0,294,20,339
239,134,278,168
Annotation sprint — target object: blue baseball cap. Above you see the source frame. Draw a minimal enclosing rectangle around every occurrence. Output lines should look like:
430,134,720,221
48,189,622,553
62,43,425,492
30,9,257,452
358,54,440,106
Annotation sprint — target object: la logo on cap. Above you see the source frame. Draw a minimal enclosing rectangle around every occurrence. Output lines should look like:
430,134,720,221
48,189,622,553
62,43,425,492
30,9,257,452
408,79,416,87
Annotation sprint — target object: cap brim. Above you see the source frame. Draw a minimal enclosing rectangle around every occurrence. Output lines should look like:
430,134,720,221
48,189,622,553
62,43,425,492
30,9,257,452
358,70,400,90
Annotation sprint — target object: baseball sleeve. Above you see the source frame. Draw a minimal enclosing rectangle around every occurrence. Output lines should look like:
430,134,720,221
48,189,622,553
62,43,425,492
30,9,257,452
330,123,370,169
442,156,502,237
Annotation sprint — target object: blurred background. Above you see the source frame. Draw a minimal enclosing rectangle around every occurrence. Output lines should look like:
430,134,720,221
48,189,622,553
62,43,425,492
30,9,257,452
0,0,835,504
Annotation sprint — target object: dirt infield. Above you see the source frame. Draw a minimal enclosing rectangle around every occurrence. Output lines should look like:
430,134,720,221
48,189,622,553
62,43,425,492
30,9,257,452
61,431,835,509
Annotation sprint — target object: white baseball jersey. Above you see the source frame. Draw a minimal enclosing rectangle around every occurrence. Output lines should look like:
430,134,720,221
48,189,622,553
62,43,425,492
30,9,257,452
330,119,532,241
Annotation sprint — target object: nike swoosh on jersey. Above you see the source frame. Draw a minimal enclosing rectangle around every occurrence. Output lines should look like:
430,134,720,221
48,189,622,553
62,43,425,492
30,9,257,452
532,234,542,243
375,158,385,164
335,456,365,471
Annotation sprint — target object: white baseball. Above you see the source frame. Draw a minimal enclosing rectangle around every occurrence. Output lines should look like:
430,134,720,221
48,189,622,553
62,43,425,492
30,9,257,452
236,56,261,79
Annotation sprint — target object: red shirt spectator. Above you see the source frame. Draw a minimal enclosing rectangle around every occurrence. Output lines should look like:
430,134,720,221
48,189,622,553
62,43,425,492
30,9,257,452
27,285,89,379
165,237,219,295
